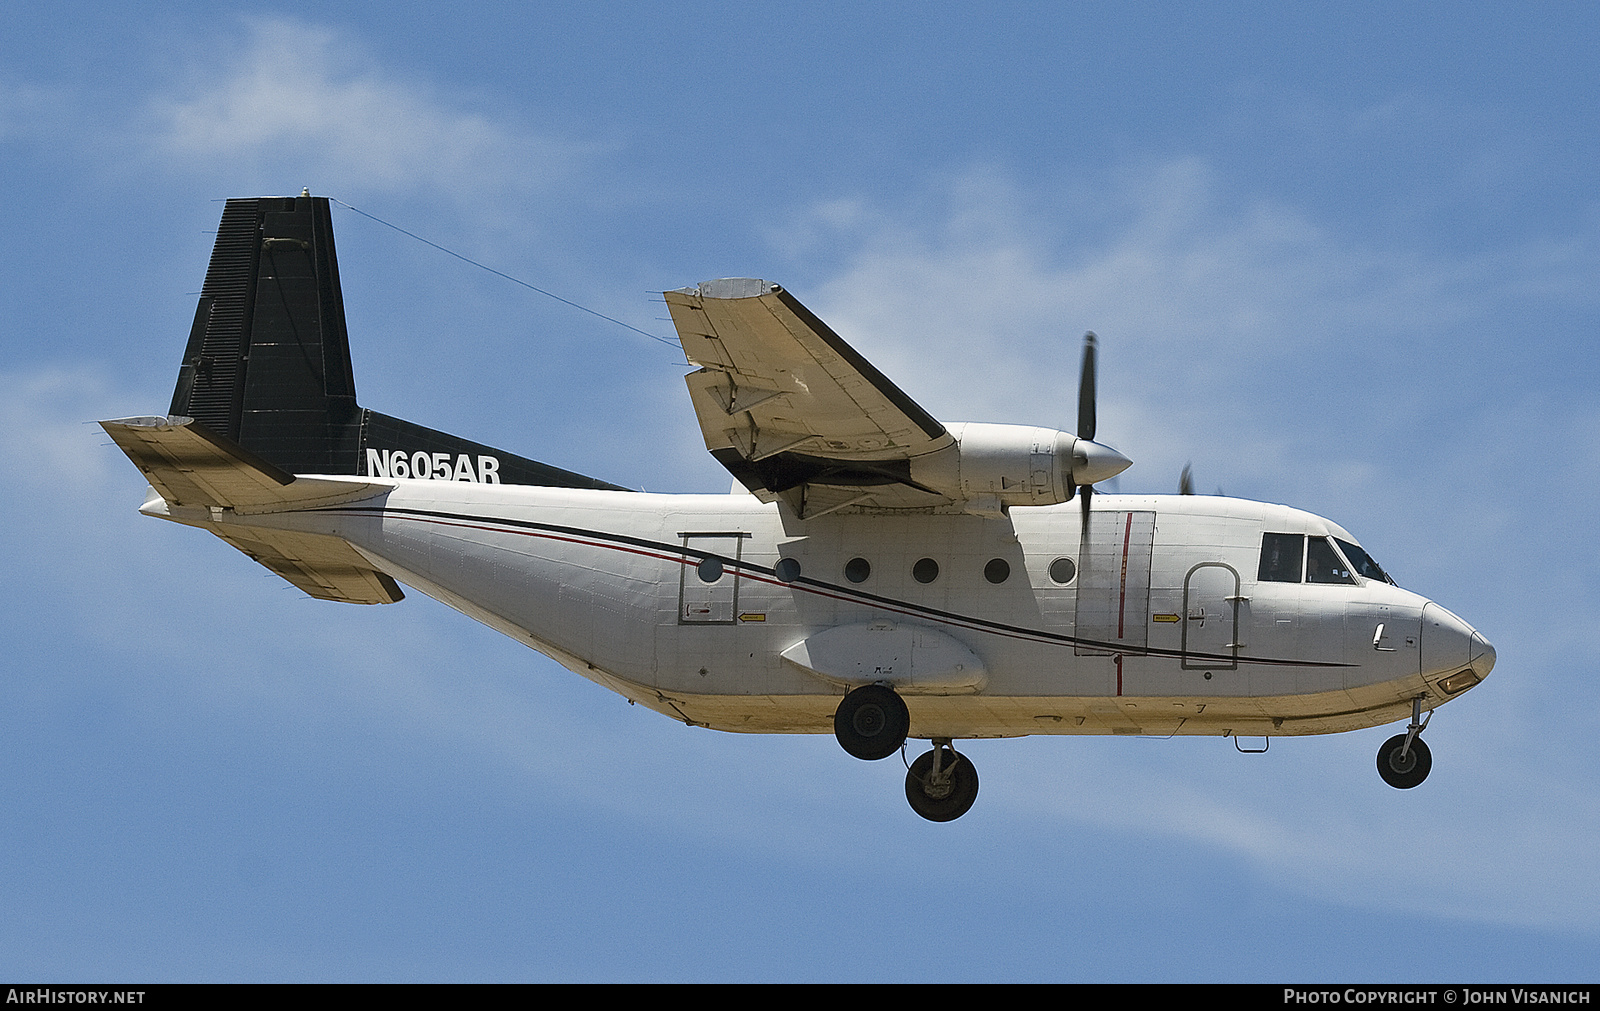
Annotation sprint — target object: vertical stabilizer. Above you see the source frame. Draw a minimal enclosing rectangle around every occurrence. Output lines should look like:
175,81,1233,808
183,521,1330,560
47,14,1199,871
167,195,624,490
171,195,359,476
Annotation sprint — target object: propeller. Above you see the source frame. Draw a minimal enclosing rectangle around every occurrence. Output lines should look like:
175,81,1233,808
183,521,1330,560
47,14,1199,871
1068,330,1131,537
1078,332,1098,527
1078,332,1097,444
1178,463,1223,496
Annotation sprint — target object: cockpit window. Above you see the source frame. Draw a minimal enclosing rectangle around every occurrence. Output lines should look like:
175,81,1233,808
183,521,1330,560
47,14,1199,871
1335,538,1393,584
1258,533,1304,582
1306,537,1355,584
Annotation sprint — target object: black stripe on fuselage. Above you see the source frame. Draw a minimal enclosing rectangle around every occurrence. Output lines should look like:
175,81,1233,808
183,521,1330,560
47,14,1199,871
314,504,1354,669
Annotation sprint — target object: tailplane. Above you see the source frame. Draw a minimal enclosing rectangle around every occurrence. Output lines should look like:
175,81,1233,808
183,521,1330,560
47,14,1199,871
100,414,404,604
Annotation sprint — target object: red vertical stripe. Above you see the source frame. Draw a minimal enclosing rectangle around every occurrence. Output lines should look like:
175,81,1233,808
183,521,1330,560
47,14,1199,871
1116,511,1133,638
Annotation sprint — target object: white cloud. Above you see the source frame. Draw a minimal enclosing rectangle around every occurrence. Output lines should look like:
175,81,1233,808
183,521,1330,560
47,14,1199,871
0,80,65,142
145,18,594,203
793,162,1433,401
964,735,1600,932
0,368,131,495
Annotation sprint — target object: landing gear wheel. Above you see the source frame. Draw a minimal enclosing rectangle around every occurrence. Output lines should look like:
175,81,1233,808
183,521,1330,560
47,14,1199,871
905,744,979,822
1376,733,1432,789
833,684,909,761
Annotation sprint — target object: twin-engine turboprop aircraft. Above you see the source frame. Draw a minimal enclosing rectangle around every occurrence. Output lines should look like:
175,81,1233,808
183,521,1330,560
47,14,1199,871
103,195,1496,821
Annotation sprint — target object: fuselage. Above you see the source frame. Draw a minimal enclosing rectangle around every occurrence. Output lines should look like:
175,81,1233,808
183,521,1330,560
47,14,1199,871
218,480,1495,743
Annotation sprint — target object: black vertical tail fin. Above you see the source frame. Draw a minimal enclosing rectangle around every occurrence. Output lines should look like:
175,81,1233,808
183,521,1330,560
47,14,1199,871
170,194,625,490
172,195,359,475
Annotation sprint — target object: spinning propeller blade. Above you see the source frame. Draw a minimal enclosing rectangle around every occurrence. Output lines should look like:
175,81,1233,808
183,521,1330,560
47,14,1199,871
1068,330,1131,536
1078,331,1097,444
1079,332,1098,528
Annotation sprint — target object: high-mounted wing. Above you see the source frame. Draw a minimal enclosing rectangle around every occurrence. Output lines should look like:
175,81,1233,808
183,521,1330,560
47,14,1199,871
664,279,957,517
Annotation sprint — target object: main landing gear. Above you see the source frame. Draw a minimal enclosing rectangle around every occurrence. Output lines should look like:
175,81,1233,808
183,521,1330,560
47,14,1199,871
1376,696,1433,789
833,683,909,760
833,685,981,821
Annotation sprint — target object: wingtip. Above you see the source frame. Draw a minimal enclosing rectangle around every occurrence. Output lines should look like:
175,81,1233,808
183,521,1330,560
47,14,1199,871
691,278,782,299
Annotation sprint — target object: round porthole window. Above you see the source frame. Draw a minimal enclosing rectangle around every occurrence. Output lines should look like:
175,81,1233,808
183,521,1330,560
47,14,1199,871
697,557,724,582
1049,557,1077,584
913,557,940,584
984,558,1010,584
774,557,801,582
844,557,871,583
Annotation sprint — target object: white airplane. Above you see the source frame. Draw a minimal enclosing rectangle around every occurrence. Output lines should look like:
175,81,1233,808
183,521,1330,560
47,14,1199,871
103,195,1496,821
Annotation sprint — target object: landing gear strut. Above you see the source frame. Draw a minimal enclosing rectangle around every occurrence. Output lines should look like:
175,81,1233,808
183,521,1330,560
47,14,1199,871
833,684,909,761
905,739,980,822
1376,696,1433,789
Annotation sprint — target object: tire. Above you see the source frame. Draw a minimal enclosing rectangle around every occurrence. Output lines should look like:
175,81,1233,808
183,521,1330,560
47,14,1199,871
1376,733,1432,789
833,684,909,761
905,747,980,822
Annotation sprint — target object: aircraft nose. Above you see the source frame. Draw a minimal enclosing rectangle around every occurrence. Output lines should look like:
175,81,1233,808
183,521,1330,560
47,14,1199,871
1420,602,1474,675
1470,632,1496,679
1421,603,1494,694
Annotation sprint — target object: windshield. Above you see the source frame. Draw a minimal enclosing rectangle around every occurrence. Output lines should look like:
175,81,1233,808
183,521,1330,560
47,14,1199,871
1307,538,1355,584
1335,537,1393,584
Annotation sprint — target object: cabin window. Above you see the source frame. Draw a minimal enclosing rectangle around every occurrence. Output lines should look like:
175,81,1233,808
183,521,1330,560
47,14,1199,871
1335,538,1393,584
984,558,1010,584
774,557,801,582
696,557,724,582
1048,557,1076,584
844,557,871,583
1306,537,1355,584
913,558,940,584
1258,533,1305,583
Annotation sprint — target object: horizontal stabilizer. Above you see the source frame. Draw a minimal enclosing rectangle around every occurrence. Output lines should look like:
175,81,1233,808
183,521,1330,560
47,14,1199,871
201,522,404,604
101,415,386,512
103,415,402,604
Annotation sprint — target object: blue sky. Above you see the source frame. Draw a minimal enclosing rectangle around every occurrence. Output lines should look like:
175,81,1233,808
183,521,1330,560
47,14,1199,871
2,2,1597,981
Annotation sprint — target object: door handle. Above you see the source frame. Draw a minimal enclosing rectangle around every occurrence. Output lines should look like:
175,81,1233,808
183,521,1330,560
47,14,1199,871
1373,623,1397,652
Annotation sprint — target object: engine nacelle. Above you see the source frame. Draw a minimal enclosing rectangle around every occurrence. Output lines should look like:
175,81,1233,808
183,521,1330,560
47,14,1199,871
909,422,1131,513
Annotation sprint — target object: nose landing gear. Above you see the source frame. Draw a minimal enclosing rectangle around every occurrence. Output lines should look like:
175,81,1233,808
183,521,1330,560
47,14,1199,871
1376,696,1433,789
904,739,980,822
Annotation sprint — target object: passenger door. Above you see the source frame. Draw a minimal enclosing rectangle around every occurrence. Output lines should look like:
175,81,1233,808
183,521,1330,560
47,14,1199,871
677,532,747,625
1182,562,1244,669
